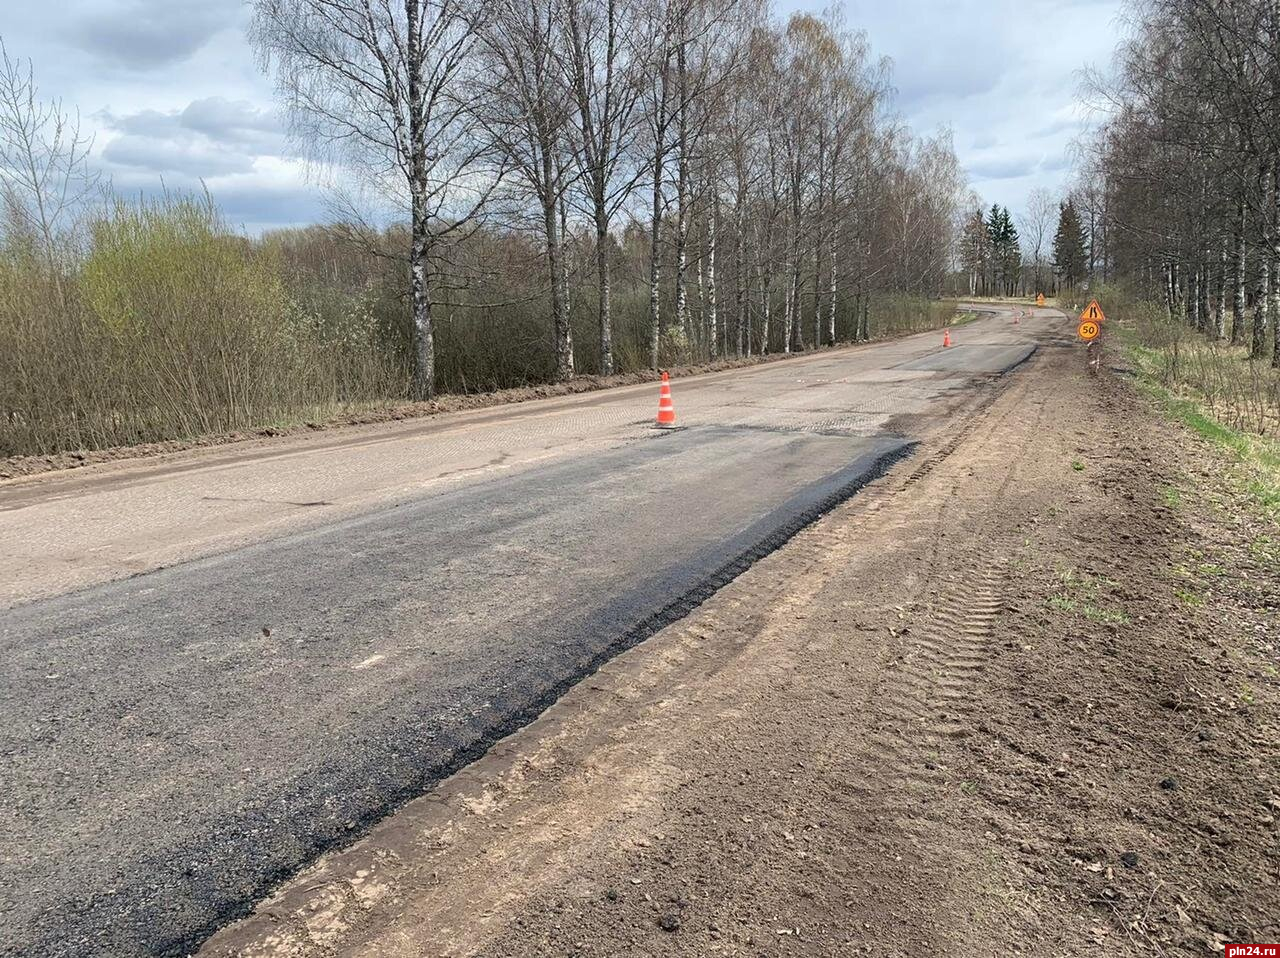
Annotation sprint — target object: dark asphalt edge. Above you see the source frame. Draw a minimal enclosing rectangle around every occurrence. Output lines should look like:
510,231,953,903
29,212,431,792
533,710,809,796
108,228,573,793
890,342,1038,374
1009,343,1041,370
580,439,917,674
134,439,917,958
962,342,1040,376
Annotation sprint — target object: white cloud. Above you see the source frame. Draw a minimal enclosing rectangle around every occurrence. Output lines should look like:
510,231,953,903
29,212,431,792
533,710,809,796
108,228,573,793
62,0,242,71
5,0,1126,230
103,135,255,177
820,0,1124,215
100,97,287,176
967,155,1040,181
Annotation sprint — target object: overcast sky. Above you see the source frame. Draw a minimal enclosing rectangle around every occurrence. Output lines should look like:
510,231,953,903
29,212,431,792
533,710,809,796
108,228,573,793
1,0,1122,233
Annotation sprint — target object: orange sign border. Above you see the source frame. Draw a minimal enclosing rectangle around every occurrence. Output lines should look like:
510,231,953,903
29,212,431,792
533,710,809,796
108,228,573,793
1078,320,1100,342
1079,299,1106,324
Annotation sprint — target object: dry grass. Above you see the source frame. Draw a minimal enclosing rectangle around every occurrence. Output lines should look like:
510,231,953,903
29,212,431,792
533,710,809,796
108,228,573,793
1100,283,1279,518
1106,285,1280,438
0,196,406,457
1,193,958,459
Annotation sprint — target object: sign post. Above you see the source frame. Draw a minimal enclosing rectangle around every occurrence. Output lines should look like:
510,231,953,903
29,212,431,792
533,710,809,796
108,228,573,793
1078,300,1105,376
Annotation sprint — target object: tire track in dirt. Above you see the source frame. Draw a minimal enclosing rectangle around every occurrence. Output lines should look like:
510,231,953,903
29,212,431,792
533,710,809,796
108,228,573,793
693,368,1039,859
785,370,1047,883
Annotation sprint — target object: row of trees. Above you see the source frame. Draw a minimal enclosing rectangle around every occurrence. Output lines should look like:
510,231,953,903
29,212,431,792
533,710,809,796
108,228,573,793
250,0,966,397
958,204,1023,297
955,197,1090,298
1078,0,1280,365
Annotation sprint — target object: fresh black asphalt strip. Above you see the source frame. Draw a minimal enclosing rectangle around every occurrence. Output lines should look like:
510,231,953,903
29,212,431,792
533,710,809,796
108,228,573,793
1,425,908,957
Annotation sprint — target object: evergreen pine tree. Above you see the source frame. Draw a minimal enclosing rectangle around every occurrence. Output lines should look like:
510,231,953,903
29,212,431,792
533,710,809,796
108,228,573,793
985,205,1022,295
1052,201,1088,289
1001,208,1022,295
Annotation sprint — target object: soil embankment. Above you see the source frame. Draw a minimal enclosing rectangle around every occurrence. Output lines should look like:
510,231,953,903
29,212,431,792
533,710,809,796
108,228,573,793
205,335,1278,956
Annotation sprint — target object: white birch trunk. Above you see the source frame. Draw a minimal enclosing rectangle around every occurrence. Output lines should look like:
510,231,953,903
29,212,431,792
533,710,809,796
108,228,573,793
673,24,689,340
1217,240,1227,340
647,146,663,369
1254,160,1273,359
789,259,802,351
782,250,793,354
1257,255,1271,360
812,242,821,348
410,230,434,399
733,203,745,357
543,150,572,380
1233,198,1247,345
597,224,612,375
1273,162,1280,367
759,263,771,355
545,192,574,380
706,202,718,358
559,191,574,374
407,0,434,399
696,248,705,354
827,220,838,346
675,207,689,337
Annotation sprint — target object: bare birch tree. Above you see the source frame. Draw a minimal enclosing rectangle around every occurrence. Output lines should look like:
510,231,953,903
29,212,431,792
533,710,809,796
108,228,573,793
475,0,578,380
0,41,99,279
250,0,499,398
1083,0,1280,364
559,0,645,375
1020,187,1056,296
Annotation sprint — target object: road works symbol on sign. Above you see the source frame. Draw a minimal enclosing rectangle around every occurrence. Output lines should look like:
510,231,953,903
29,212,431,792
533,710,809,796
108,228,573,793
1078,320,1101,342
1036,292,1045,306
1079,299,1105,324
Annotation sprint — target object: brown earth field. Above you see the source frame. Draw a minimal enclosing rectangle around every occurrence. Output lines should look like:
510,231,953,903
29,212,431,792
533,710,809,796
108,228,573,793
203,336,1279,957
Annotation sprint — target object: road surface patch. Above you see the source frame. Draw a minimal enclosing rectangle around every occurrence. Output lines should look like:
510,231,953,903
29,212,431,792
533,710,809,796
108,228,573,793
894,343,1036,374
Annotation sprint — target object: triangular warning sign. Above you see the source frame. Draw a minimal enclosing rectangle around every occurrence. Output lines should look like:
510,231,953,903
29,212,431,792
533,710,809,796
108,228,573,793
1079,299,1105,324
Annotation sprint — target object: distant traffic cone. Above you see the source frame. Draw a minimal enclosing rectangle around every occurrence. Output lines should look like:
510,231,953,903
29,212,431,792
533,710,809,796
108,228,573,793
655,371,677,426
942,328,951,348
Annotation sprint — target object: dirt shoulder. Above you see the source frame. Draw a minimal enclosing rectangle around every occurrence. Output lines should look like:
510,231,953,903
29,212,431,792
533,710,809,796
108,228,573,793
202,340,1279,957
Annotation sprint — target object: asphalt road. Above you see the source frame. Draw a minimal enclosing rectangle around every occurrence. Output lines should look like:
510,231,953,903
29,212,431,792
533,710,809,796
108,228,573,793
0,309,1049,956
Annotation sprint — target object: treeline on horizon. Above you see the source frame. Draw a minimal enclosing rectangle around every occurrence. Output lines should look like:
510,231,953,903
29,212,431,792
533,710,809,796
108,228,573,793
955,198,1094,299
1,0,967,458
1080,0,1280,367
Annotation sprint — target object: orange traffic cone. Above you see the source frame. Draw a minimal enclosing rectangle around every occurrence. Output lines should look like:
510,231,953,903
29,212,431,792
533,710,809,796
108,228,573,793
655,371,677,426
942,328,951,348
